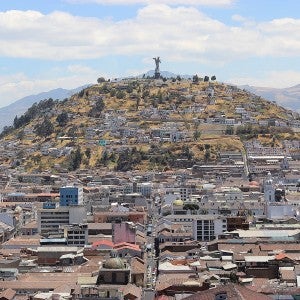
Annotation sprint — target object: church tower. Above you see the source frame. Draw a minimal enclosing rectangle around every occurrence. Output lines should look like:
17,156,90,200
280,155,289,171
264,172,275,202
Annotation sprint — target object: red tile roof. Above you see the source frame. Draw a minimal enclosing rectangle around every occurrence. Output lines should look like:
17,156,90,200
0,288,16,300
92,239,114,248
182,284,272,300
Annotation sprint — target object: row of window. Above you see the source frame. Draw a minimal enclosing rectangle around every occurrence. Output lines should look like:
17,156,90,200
41,216,69,220
62,194,78,198
40,212,69,215
68,235,86,239
68,241,85,245
197,226,214,230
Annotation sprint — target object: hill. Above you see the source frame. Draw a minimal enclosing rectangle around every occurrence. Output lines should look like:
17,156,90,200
0,78,299,173
0,85,89,131
240,84,300,112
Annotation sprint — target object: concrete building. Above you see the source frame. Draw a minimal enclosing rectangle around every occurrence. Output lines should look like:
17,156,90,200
36,246,79,265
162,214,227,241
193,216,226,241
60,186,83,206
112,222,136,244
62,223,88,246
37,205,87,237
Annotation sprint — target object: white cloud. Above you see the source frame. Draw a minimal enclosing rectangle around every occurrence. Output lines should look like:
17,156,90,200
0,65,106,107
228,70,300,89
231,14,246,22
67,64,96,74
65,0,235,6
1,5,300,64
231,14,256,26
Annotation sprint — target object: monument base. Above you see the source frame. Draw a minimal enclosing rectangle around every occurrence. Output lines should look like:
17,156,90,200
154,72,160,79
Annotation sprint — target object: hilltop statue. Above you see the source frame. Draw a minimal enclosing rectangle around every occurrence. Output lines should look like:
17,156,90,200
153,56,161,79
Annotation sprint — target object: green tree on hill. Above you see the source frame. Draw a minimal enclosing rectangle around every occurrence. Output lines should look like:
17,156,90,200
85,148,91,160
116,90,126,99
192,74,199,83
97,77,106,83
204,144,211,162
89,97,105,117
34,118,54,137
56,111,69,127
69,147,82,170
225,126,234,135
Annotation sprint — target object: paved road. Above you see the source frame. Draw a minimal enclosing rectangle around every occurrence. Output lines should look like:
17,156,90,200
143,198,159,300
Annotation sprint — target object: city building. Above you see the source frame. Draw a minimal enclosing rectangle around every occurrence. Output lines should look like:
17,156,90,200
60,186,83,207
37,204,87,237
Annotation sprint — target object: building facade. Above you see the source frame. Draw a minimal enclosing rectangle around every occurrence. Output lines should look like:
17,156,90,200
60,186,83,207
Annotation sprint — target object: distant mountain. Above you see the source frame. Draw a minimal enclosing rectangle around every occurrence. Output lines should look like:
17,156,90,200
239,84,300,112
0,85,89,131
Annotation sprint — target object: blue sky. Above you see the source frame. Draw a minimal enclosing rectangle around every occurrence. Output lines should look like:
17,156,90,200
1,0,300,107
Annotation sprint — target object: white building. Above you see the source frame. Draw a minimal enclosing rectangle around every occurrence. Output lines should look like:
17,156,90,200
264,172,276,203
162,214,227,241
37,205,87,237
266,202,295,219
192,216,226,241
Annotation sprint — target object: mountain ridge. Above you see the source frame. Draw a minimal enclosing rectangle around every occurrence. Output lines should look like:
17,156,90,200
239,84,300,112
0,85,90,130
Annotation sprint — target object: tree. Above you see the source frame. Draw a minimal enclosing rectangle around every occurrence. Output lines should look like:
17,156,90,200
136,97,141,111
225,126,234,135
32,154,42,165
193,130,201,141
204,76,210,82
97,77,106,83
192,74,199,83
35,118,54,137
211,75,216,81
69,147,82,171
204,150,211,162
110,89,116,97
116,90,126,99
183,203,199,210
229,272,238,283
100,150,109,166
17,130,25,140
204,144,211,162
95,98,105,111
126,85,133,94
0,126,13,138
89,97,105,117
176,75,182,81
56,111,69,127
85,148,91,160
67,126,78,139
